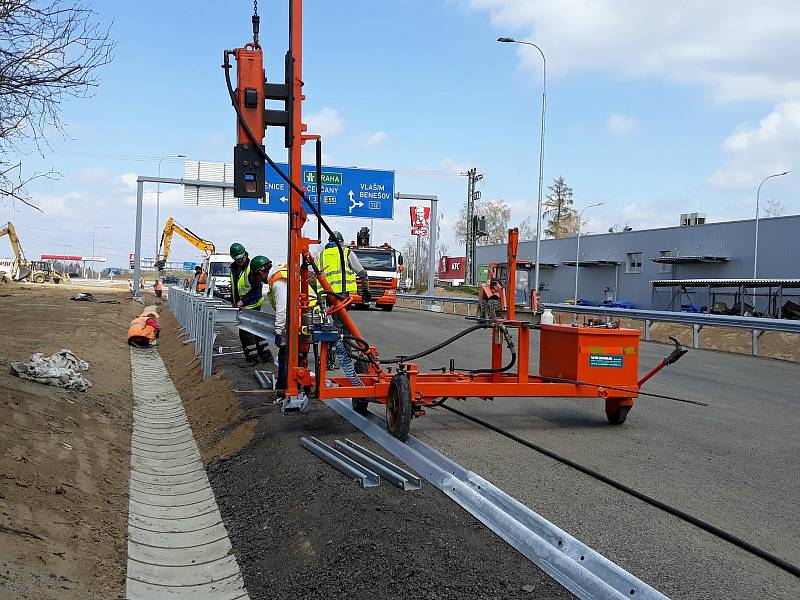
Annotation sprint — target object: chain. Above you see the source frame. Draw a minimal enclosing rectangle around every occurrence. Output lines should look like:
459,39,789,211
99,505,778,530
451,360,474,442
253,0,258,15
251,0,260,47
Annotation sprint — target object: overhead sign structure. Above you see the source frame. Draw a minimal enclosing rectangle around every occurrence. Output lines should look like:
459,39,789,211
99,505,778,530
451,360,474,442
238,162,394,219
410,206,431,236
183,261,197,271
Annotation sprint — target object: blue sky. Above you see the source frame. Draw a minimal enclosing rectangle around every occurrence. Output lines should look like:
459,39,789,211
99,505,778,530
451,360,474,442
2,0,797,267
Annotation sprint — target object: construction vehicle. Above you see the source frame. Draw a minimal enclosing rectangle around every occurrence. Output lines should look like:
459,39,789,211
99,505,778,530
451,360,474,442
1,222,30,280
1,222,68,283
349,227,404,311
154,218,233,298
225,4,685,439
154,217,216,271
487,259,539,312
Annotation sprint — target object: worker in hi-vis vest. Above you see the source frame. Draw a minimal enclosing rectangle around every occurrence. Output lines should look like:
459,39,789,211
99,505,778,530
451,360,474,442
252,256,318,396
317,231,369,301
229,243,272,364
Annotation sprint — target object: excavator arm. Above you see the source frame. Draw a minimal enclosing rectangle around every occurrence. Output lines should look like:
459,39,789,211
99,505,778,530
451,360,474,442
154,217,216,270
0,222,30,280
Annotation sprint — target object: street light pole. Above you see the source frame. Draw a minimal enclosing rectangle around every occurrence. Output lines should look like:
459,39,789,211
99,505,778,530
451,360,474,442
753,170,790,308
498,37,546,295
573,202,603,317
155,154,186,260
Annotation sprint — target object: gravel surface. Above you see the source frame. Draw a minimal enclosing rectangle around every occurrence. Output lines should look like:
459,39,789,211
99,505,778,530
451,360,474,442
205,328,572,600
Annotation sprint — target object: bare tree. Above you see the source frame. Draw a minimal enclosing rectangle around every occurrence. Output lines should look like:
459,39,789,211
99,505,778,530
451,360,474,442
455,198,511,246
543,176,578,238
0,1,114,211
764,198,786,218
518,216,537,241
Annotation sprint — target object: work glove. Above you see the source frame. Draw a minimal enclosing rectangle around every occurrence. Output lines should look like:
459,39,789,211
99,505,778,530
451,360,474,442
274,333,285,347
361,286,371,303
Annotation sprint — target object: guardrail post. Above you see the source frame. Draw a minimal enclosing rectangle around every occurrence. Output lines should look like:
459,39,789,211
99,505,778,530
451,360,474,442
692,324,701,349
644,319,651,341
751,329,760,356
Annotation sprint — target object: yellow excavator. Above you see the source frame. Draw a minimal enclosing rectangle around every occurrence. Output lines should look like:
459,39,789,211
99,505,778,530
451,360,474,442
0,222,68,283
154,217,216,271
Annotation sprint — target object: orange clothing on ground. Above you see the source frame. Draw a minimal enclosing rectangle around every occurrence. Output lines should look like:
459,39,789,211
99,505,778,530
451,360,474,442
127,310,161,346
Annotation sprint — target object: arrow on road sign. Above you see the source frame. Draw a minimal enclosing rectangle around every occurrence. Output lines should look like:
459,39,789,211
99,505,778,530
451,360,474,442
280,196,288,203
348,190,364,214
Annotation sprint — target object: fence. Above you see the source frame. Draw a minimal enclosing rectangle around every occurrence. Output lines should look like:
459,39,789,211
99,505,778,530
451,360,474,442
396,293,800,355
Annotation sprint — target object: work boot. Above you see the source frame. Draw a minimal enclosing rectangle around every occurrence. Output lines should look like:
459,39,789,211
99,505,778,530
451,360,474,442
258,348,274,363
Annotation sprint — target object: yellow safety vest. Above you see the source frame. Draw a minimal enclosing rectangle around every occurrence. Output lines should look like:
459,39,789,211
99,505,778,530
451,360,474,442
231,262,264,309
318,246,356,294
267,265,318,309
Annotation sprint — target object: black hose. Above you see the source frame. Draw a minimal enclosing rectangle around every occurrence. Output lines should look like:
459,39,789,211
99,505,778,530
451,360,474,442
536,375,708,407
380,322,491,364
467,351,517,374
439,403,800,580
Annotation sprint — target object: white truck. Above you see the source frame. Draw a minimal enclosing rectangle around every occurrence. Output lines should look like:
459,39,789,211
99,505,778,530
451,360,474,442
203,253,233,300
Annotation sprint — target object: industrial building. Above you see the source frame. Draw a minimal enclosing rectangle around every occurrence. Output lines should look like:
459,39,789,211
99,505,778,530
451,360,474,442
474,214,800,314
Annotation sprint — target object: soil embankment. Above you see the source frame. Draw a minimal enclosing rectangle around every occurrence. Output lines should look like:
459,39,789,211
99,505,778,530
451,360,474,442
0,284,135,600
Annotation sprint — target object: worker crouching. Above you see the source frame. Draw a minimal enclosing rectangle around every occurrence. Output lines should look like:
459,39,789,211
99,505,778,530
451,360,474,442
229,243,273,364
128,310,161,347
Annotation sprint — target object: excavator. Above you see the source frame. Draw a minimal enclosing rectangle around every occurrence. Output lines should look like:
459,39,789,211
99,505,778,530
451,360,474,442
0,222,67,284
154,217,216,271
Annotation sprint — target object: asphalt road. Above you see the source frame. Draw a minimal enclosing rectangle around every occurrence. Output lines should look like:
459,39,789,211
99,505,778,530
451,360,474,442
349,306,800,599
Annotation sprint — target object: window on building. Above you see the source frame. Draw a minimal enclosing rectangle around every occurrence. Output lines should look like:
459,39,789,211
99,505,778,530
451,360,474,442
658,250,672,273
626,252,643,273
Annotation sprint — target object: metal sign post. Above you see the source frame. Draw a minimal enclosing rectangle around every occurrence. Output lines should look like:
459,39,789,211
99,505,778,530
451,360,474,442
396,193,438,296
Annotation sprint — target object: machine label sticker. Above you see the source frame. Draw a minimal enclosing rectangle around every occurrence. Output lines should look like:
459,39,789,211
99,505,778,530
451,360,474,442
589,354,624,368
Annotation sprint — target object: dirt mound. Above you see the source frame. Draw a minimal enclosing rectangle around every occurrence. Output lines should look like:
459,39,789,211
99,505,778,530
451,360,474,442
157,309,256,462
0,285,134,600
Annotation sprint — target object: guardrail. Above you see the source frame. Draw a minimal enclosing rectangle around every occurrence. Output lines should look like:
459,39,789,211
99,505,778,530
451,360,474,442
396,293,800,355
168,286,239,379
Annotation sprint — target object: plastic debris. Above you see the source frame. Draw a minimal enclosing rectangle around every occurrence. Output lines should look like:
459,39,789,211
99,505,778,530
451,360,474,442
10,349,92,391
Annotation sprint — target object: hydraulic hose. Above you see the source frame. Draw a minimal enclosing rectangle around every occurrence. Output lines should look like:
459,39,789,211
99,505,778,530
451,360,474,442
536,374,708,407
438,403,800,580
380,322,491,364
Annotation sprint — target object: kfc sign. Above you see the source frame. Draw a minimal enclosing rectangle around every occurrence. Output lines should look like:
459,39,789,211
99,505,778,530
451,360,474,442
410,206,431,236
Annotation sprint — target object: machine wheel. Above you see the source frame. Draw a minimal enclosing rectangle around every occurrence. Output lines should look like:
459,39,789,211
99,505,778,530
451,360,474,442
605,398,631,425
387,373,413,441
380,304,394,312
352,359,373,415
32,273,46,284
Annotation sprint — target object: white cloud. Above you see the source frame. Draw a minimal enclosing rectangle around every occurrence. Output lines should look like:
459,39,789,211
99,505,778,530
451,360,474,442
606,113,639,135
364,130,388,147
709,101,798,189
305,107,345,138
463,0,800,102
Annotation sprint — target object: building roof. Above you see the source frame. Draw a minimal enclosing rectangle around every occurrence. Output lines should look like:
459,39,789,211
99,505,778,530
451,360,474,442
651,278,800,288
562,260,619,267
649,255,730,264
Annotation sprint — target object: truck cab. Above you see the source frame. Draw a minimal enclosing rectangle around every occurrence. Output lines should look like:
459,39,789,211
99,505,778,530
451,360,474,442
204,253,233,300
348,228,403,312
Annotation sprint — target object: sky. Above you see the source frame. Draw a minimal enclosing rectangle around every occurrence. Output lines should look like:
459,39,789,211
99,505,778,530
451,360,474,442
2,0,798,268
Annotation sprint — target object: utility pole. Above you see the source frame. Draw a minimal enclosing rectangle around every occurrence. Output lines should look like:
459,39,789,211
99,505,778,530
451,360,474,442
463,168,483,285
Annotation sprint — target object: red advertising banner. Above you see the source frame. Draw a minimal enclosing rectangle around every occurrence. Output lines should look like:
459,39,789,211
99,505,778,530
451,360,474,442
438,256,466,280
410,206,431,236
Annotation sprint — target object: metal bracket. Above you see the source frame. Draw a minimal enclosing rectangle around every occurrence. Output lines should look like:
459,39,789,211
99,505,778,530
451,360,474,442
281,392,309,413
335,439,421,490
300,436,379,488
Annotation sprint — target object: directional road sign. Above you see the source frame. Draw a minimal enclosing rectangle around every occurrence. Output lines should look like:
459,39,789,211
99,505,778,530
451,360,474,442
238,162,394,219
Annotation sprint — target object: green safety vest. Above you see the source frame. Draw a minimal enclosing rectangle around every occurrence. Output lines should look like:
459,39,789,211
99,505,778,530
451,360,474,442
231,262,264,309
267,264,318,309
318,246,356,294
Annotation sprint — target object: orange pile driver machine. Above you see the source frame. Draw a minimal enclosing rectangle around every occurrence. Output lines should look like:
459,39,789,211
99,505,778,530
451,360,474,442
224,1,686,441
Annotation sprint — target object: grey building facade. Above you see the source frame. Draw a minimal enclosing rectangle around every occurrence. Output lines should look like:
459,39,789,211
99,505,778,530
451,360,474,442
475,214,800,312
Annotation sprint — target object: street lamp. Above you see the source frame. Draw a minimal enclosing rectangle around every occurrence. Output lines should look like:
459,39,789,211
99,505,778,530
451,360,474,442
573,202,603,315
498,36,546,295
155,154,186,259
92,225,110,278
753,170,790,308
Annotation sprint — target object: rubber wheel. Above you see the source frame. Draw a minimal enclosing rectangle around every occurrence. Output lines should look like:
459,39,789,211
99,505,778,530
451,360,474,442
387,373,413,441
32,273,45,284
605,398,631,425
380,304,394,312
352,359,373,415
